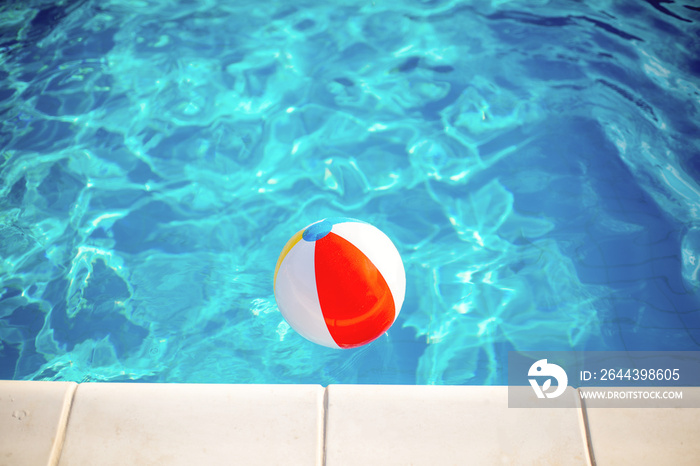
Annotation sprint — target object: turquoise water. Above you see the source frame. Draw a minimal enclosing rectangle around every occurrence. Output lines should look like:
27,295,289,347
1,0,699,384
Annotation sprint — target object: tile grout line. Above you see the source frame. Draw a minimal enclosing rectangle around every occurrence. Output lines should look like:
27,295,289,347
48,382,79,466
321,386,329,466
576,388,597,466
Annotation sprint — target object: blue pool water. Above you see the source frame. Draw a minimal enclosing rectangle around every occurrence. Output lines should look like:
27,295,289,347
1,0,699,385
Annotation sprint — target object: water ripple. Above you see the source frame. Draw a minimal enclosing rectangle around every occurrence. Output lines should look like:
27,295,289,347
0,0,699,384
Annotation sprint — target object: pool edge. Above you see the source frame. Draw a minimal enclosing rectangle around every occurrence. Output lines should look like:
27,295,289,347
2,382,699,465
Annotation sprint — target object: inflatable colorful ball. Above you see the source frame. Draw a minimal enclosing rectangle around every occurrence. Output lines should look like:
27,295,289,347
273,217,406,349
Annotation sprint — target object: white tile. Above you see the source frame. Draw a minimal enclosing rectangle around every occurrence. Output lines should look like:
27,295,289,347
57,384,324,466
0,380,77,466
325,385,589,466
584,387,700,465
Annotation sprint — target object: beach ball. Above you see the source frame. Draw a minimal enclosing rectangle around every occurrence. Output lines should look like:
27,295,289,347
273,217,406,349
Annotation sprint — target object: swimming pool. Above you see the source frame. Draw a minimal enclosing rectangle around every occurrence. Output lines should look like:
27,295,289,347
1,0,699,385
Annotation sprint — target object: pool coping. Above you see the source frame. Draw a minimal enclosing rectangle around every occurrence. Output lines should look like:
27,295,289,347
1,381,699,465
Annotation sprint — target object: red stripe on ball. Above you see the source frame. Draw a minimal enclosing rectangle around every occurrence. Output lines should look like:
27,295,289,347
314,232,395,348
